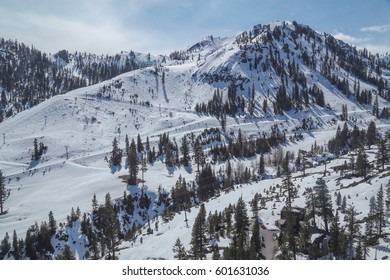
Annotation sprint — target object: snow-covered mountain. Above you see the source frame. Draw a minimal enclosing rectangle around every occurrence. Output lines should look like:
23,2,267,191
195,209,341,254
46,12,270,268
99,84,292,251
0,20,390,260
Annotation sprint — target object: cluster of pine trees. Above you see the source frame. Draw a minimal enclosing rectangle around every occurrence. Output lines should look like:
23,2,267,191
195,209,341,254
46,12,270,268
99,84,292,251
328,121,378,157
172,197,264,260
31,138,47,161
276,172,390,260
0,185,167,260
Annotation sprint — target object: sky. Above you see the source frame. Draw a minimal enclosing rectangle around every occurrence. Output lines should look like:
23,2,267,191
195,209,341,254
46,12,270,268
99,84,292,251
1,0,390,56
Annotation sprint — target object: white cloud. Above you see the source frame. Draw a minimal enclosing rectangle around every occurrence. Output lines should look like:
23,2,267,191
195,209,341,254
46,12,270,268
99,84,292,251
332,32,390,55
360,24,390,33
333,32,369,44
358,44,390,55
0,2,177,55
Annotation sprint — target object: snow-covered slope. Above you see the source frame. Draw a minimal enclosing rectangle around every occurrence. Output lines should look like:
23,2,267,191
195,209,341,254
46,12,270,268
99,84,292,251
0,20,390,260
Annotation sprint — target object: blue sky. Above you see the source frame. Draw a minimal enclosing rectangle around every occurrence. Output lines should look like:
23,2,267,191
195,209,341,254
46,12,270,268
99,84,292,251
1,0,389,55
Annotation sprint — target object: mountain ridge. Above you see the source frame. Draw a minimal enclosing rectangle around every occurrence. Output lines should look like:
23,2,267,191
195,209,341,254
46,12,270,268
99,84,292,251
0,20,390,260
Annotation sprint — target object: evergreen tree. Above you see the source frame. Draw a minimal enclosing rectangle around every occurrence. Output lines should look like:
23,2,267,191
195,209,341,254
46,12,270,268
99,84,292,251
345,205,361,259
304,187,316,227
180,135,190,167
193,139,205,172
33,138,40,161
128,139,138,185
125,134,130,156
386,180,390,212
0,170,6,215
259,153,265,175
137,134,144,153
355,235,363,260
376,185,385,237
100,193,120,259
336,191,342,208
190,204,208,259
25,226,37,260
262,99,268,114
0,232,10,259
341,195,347,213
283,173,294,210
12,230,20,260
298,217,311,255
365,196,377,245
57,244,75,260
376,138,389,172
145,136,150,152
283,209,298,260
249,218,262,259
313,177,333,232
366,121,377,148
234,196,249,234
212,243,221,260
172,238,187,260
329,210,342,259
92,193,99,214
355,148,369,178
48,211,57,235
373,94,379,117
109,137,122,167
230,196,250,259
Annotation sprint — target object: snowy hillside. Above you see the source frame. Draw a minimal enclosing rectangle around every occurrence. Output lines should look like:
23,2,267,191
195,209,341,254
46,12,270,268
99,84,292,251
0,20,390,260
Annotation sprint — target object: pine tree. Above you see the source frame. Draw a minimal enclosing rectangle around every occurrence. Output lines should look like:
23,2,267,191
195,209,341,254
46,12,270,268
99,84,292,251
32,138,40,161
313,177,333,232
190,204,208,259
355,235,363,260
125,134,130,156
366,121,377,148
234,196,249,234
376,138,389,172
373,94,379,117
212,243,221,260
250,194,259,217
231,196,250,259
193,139,205,172
281,208,298,260
376,185,385,237
137,134,143,153
386,180,390,212
304,187,316,227
336,191,342,208
259,153,265,175
298,217,311,255
0,170,6,215
109,137,122,167
365,196,377,245
57,244,75,260
341,195,347,213
180,135,190,167
128,139,138,185
12,230,20,260
249,218,261,259
355,148,368,178
48,211,57,235
283,173,294,210
330,211,342,259
0,232,10,259
345,205,361,259
172,238,187,260
100,193,120,259
262,99,268,114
